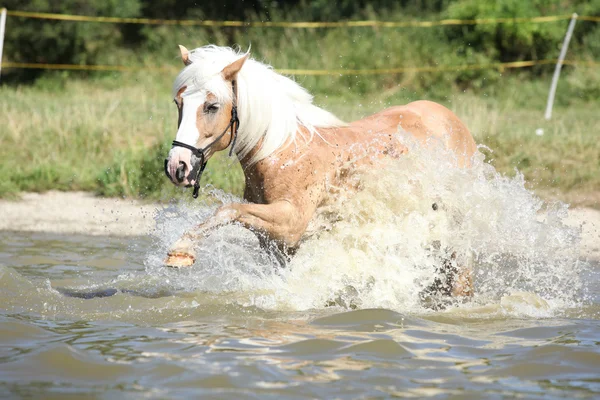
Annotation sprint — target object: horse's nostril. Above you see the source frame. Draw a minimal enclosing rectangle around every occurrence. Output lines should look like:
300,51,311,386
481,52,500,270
176,162,186,183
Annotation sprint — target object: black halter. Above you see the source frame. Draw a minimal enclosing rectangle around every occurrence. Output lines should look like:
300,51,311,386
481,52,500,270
165,80,240,199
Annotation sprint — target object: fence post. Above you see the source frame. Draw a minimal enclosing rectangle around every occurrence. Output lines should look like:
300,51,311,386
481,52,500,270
0,8,7,82
544,13,578,120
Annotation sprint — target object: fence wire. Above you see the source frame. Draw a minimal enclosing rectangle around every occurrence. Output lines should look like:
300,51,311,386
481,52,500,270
1,9,598,75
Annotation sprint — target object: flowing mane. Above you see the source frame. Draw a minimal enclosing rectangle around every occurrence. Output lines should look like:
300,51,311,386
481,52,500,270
172,45,346,165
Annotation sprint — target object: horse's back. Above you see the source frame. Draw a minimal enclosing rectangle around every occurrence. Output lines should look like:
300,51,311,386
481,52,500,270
352,100,477,166
402,101,476,161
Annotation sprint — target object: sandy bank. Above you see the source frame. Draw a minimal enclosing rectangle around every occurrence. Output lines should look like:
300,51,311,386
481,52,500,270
0,191,598,261
0,191,156,237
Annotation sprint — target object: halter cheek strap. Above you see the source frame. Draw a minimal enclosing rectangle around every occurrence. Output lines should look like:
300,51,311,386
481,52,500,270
166,80,240,199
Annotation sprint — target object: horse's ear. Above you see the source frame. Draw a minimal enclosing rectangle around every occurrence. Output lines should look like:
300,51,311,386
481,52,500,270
179,45,192,66
221,53,249,81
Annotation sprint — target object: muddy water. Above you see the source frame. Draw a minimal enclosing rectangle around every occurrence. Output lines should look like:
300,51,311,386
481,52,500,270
0,231,598,399
2,142,600,398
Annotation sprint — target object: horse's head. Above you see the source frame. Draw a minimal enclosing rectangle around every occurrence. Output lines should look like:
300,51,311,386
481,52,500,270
164,45,248,194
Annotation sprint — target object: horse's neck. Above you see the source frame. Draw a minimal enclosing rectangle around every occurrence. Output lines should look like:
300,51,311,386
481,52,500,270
239,156,267,203
237,136,265,169
237,127,309,202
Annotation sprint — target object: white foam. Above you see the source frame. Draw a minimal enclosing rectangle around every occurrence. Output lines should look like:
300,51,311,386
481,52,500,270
146,135,588,316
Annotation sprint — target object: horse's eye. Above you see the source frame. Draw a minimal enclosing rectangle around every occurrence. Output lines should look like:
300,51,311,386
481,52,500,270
204,103,220,114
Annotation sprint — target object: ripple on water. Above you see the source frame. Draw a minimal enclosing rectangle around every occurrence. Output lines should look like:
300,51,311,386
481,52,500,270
0,138,599,397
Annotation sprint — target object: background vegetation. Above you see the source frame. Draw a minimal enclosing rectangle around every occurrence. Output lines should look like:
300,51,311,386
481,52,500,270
1,0,599,206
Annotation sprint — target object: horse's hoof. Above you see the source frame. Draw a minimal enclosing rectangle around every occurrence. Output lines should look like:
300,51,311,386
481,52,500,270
164,253,195,268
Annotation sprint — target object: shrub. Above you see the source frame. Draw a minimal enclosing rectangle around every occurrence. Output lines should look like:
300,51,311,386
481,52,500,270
2,0,141,82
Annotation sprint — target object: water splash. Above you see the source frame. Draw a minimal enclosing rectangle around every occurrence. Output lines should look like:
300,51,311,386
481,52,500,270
145,133,588,316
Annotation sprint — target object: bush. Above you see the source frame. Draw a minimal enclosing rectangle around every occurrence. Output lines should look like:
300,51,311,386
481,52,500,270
2,0,141,82
97,138,173,198
3,0,599,91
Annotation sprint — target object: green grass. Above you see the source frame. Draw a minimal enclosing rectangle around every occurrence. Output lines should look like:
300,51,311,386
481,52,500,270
1,66,599,207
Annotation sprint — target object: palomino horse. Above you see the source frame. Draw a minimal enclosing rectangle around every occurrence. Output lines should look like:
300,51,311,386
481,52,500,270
164,45,477,297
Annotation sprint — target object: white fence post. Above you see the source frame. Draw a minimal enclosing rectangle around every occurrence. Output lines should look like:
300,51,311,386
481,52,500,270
0,8,7,82
544,13,578,121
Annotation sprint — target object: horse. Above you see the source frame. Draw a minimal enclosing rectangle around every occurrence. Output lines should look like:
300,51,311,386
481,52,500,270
163,45,477,297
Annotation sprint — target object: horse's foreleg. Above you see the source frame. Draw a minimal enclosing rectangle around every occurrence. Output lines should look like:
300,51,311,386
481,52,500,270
219,200,306,247
451,255,473,297
165,200,305,267
420,249,473,305
164,206,240,267
442,251,474,297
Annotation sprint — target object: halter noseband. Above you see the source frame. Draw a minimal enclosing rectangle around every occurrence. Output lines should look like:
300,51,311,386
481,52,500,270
165,80,240,199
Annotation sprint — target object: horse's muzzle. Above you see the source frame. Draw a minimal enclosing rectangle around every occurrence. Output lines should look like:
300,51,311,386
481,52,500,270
164,159,189,185
176,162,187,183
188,155,204,185
164,155,204,188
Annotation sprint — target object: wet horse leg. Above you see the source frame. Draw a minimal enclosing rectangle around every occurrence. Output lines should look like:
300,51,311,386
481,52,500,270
420,203,474,302
166,200,308,267
435,251,473,297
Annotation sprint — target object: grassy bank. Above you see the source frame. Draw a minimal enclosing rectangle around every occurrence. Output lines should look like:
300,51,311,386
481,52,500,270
1,64,599,207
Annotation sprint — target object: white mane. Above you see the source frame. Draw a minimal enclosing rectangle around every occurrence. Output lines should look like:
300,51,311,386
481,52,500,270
172,45,346,165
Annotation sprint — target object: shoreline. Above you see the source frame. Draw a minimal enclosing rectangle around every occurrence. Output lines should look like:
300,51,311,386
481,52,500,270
0,191,157,237
0,191,598,261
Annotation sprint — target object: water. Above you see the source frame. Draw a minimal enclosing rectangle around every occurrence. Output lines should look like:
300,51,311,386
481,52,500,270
1,141,599,398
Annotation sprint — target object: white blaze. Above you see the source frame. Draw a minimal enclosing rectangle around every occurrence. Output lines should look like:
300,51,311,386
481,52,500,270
175,90,206,146
167,90,206,183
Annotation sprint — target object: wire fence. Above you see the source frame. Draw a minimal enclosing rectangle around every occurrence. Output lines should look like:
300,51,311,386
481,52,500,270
2,59,599,76
6,9,600,27
0,8,598,76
